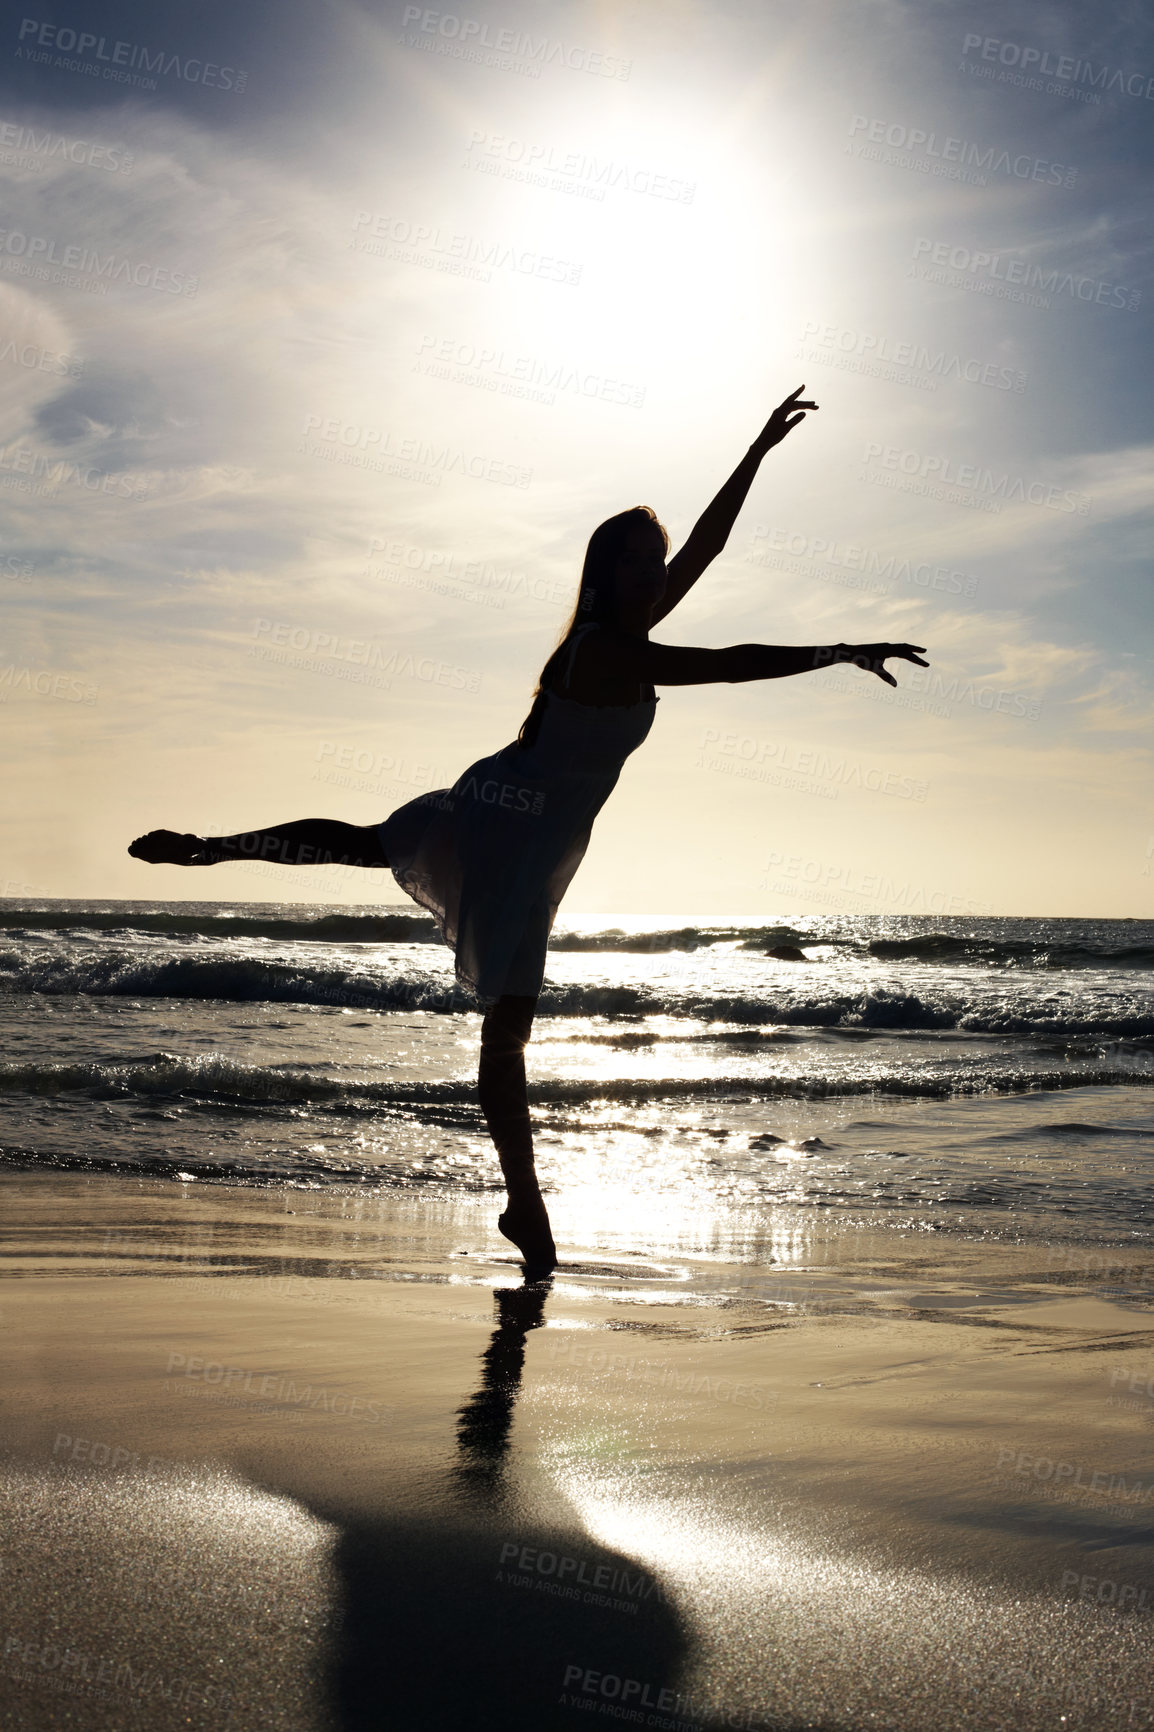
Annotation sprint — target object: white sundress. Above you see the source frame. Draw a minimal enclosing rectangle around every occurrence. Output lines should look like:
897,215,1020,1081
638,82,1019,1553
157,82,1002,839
379,623,658,1004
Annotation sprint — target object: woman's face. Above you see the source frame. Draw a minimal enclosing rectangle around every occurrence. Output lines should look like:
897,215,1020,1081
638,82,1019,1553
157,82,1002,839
613,524,667,622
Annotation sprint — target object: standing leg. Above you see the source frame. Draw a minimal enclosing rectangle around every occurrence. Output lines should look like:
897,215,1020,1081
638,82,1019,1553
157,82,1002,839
479,994,556,1275
128,819,390,869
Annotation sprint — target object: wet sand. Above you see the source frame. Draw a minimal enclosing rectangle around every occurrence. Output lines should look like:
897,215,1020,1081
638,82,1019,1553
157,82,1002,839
2,1170,1154,1730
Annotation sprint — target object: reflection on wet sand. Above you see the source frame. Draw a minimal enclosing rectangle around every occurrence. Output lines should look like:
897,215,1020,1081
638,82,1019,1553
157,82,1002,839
455,1279,551,1496
324,1274,694,1731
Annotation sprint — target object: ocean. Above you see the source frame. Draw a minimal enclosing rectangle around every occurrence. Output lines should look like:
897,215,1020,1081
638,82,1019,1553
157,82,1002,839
2,900,1153,1256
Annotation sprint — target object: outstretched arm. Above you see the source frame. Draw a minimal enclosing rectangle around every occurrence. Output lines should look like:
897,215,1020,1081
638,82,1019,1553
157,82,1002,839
651,385,817,627
591,635,928,688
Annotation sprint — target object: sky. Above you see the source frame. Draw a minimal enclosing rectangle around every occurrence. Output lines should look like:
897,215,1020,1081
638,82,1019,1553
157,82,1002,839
1,0,1151,916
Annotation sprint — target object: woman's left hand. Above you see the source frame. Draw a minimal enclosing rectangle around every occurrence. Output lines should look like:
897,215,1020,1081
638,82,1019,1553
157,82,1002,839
837,643,930,687
751,384,819,455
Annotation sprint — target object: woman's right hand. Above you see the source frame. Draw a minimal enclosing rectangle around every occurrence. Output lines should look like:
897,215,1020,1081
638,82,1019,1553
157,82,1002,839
836,643,929,687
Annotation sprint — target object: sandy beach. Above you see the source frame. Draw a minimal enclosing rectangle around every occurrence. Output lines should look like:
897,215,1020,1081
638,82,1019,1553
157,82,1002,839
2,1169,1153,1730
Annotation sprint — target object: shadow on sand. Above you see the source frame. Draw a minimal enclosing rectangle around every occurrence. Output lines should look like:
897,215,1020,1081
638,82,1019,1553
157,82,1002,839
317,1278,696,1730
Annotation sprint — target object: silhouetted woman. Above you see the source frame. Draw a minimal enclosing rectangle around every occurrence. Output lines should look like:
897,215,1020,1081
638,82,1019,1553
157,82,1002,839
129,385,928,1277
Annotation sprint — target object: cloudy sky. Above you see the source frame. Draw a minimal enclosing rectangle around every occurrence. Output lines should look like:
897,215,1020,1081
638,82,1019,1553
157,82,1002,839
2,0,1151,915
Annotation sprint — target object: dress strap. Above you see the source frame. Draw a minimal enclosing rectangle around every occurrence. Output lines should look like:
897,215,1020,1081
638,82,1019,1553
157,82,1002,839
559,623,598,685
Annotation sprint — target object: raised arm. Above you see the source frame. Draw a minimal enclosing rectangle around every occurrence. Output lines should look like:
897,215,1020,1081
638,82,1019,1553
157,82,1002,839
651,384,817,627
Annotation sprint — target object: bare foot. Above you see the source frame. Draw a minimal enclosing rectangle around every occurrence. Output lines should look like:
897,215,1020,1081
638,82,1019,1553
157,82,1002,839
127,829,210,865
498,1193,557,1276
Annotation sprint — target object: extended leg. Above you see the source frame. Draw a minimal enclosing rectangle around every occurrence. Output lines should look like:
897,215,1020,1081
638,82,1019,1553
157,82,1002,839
128,819,390,869
479,994,556,1275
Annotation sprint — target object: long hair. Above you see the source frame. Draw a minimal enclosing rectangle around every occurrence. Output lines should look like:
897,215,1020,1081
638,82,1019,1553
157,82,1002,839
515,505,669,748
